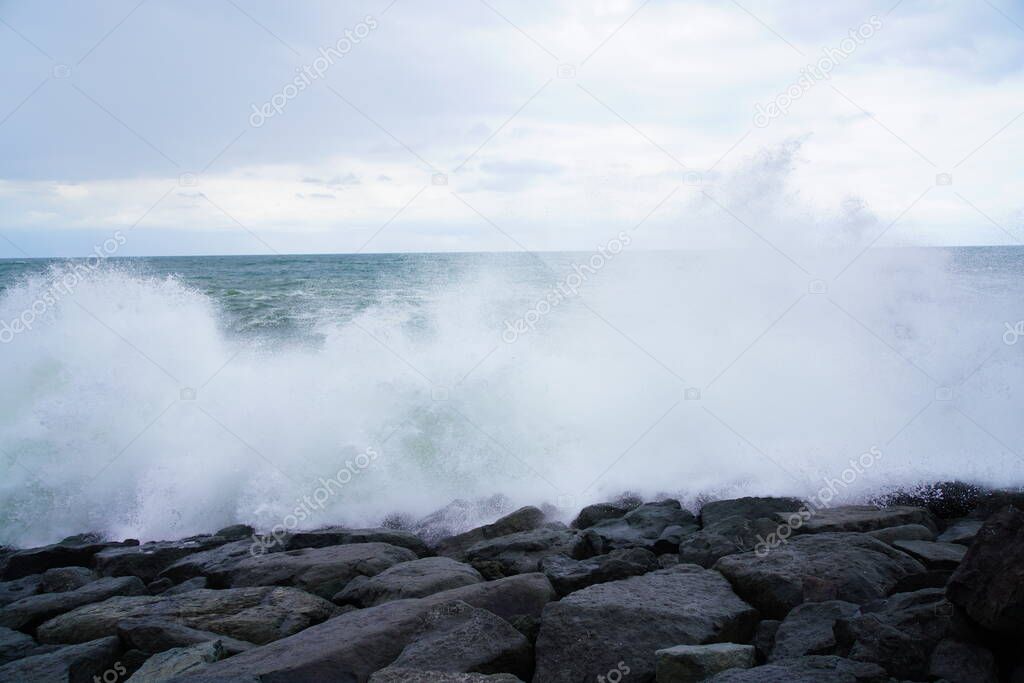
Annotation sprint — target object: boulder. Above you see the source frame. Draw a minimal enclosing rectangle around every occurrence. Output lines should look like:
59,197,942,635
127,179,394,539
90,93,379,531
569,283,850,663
753,620,779,661
40,567,98,593
464,528,581,577
0,575,42,607
412,496,512,545
769,601,859,660
161,577,208,596
220,542,417,599
656,643,756,682
0,636,121,683
370,670,522,682
928,638,998,683
158,540,255,584
678,515,779,568
706,655,887,682
434,507,546,558
700,497,805,527
334,557,483,607
36,587,336,645
936,518,983,545
539,548,658,596
892,569,953,593
533,564,758,682
570,501,636,529
714,533,925,618
579,500,698,554
0,625,40,665
0,576,148,632
2,537,135,580
117,617,255,656
891,540,966,569
426,573,555,623
95,536,232,583
213,524,254,540
865,524,935,545
787,505,936,535
946,505,1024,634
128,640,224,682
280,527,431,557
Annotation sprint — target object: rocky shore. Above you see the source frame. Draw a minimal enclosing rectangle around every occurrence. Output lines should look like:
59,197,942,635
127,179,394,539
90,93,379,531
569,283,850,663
0,485,1022,682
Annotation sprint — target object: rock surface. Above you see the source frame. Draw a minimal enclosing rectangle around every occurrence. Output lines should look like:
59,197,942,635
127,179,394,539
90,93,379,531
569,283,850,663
700,496,805,527
1,536,135,580
706,655,888,682
370,670,523,682
769,600,859,660
656,643,756,682
95,536,231,583
0,575,42,607
788,505,936,535
128,640,224,682
579,500,699,554
865,524,935,544
0,636,122,682
891,539,967,569
464,528,581,577
335,556,484,607
0,576,148,631
570,500,637,529
117,617,255,655
540,548,657,595
936,518,983,545
434,507,547,559
280,527,431,557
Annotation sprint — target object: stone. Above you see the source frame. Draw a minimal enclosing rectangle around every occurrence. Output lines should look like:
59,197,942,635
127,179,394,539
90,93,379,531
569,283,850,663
464,528,581,577
0,625,39,665
570,501,636,529
706,655,888,682
770,601,859,660
0,576,148,632
279,527,431,558
928,638,998,683
936,518,983,545
370,670,523,682
220,542,418,599
753,620,779,661
95,536,231,583
0,575,42,607
865,524,935,544
0,636,121,682
714,533,925,618
161,577,208,596
539,548,658,596
678,515,779,568
157,540,255,584
946,505,1024,634
892,569,953,593
787,505,936,535
656,643,756,682
213,524,254,540
36,587,336,646
700,497,805,527
40,567,98,593
534,564,758,682
891,540,967,569
129,640,224,681
412,495,512,545
427,573,555,623
580,500,698,554
2,538,135,580
334,557,484,607
117,617,255,655
434,507,547,559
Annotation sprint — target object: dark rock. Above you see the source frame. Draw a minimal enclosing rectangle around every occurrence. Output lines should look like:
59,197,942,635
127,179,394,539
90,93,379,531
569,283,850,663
753,620,779,661
946,505,1024,635
891,540,966,569
162,577,208,596
706,655,888,682
117,617,256,655
0,636,121,683
678,515,779,568
865,524,935,544
968,489,1024,519
770,600,859,660
657,643,756,681
412,495,512,545
533,564,758,682
892,569,953,593
936,518,984,545
213,524,254,540
130,640,225,681
580,500,698,554
0,625,38,665
146,578,174,594
652,524,691,554
434,507,546,559
95,536,231,583
928,638,998,683
714,532,925,618
464,528,581,577
2,538,135,581
334,557,483,607
280,527,431,558
871,481,988,519
0,575,42,607
220,542,417,599
370,670,523,682
0,576,148,632
36,587,336,645
158,540,255,584
700,497,805,527
429,573,555,623
570,501,635,529
40,567,98,593
787,505,936,535
539,548,658,595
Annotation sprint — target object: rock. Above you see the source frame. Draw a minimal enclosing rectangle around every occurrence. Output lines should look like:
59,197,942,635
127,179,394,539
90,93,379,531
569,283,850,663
700,497,805,527
570,501,636,529
370,670,523,682
656,643,756,682
220,542,417,599
146,578,173,594
892,569,953,593
936,518,983,545
40,567,98,593
580,500,698,554
865,524,935,544
0,636,121,683
161,577,208,596
678,515,779,568
412,496,513,545
0,575,42,607
95,536,231,583
946,505,1024,634
157,540,255,584
117,617,255,656
434,507,547,558
213,524,253,540
2,538,135,581
769,601,859,660
280,527,431,558
334,557,483,607
428,573,555,623
787,505,936,535
128,640,224,681
714,533,925,618
464,529,581,577
706,655,888,682
0,576,148,632
753,620,779,661
0,625,39,665
539,548,658,596
891,540,967,569
380,600,532,679
36,587,336,646
870,481,989,519
928,638,998,683
533,564,758,682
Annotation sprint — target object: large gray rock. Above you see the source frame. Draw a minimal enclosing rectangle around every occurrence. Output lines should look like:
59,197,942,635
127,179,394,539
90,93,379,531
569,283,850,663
656,643,756,682
0,636,121,683
769,601,859,660
928,638,998,683
425,573,555,623
434,507,546,559
117,618,255,655
1,536,135,580
0,575,42,607
946,505,1024,634
700,497,805,527
865,524,935,545
128,640,224,682
787,505,936,535
678,515,779,568
714,533,925,618
370,670,522,682
707,655,888,682
0,625,40,665
36,587,336,645
534,564,758,682
464,528,581,577
220,542,417,599
891,540,966,569
95,536,232,583
936,518,983,545
570,500,638,529
0,576,148,631
579,500,698,554
540,548,658,595
157,540,255,584
40,567,98,593
279,527,431,557
335,557,483,607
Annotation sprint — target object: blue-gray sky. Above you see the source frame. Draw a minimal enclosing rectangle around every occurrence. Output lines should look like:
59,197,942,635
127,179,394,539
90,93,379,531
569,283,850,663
1,0,1022,256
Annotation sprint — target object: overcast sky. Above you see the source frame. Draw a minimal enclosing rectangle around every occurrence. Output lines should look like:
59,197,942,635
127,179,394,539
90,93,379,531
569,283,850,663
1,0,1022,257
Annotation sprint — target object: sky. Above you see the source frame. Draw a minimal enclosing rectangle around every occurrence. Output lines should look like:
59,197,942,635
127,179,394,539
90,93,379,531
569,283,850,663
0,0,1022,257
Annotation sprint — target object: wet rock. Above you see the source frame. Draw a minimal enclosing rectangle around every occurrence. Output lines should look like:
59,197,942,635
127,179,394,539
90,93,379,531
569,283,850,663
753,620,779,661
539,548,658,595
157,540,255,584
212,524,253,540
220,542,417,599
0,636,121,683
570,501,636,529
678,515,778,568
464,528,581,577
936,518,983,545
946,505,1024,634
0,576,148,632
534,564,758,682
36,587,336,645
865,524,935,545
700,497,805,527
95,536,231,583
412,496,512,545
656,643,756,682
714,533,925,618
117,617,255,655
370,670,523,682
0,575,42,607
788,505,936,535
892,568,953,593
161,577,208,596
434,507,547,559
280,527,431,558
40,567,98,593
928,638,998,683
0,625,39,665
580,500,698,554
129,640,225,681
334,557,484,607
769,600,859,660
428,573,555,623
706,655,887,682
891,540,966,569
2,537,136,581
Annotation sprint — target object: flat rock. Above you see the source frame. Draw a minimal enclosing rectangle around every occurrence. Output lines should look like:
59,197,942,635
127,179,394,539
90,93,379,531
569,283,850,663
570,501,637,529
579,500,698,554
678,515,779,568
95,536,232,583
0,625,39,665
40,567,98,593
36,587,336,646
2,537,135,580
128,640,224,682
370,670,523,682
279,527,431,557
936,518,983,545
161,577,208,596
865,524,935,545
928,638,998,683
157,540,255,584
946,505,1024,634
540,548,658,595
0,575,42,607
706,655,888,682
0,576,148,632
714,533,925,618
220,542,417,599
117,617,255,656
787,505,936,535
464,528,581,577
534,564,758,682
700,497,805,527
770,600,859,660
0,636,121,683
334,557,483,607
434,507,547,559
891,540,966,569
656,643,756,682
